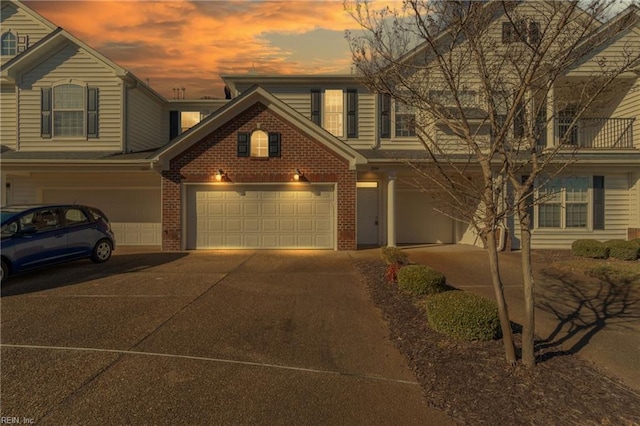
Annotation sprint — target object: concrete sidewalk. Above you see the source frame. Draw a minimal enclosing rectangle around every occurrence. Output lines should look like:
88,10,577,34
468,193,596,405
397,245,640,392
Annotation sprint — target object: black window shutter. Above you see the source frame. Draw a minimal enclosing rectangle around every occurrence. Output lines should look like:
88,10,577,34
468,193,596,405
268,132,281,157
310,90,321,125
41,87,52,138
502,22,513,43
169,111,179,140
347,89,358,138
528,21,540,44
593,176,605,230
87,87,99,138
379,93,391,138
522,175,534,229
514,97,525,138
237,132,250,157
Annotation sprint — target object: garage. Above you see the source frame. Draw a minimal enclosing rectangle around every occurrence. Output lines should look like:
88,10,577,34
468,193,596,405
43,188,161,245
397,189,454,244
186,184,335,249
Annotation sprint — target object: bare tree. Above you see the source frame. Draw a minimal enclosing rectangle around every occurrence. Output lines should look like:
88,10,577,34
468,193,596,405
346,0,639,367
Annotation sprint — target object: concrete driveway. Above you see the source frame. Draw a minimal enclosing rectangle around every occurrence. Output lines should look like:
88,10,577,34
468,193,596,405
0,249,452,425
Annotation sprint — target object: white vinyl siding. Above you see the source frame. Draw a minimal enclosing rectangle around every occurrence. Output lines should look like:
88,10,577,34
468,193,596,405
612,78,640,149
0,84,17,149
127,87,164,151
0,2,54,66
19,44,123,151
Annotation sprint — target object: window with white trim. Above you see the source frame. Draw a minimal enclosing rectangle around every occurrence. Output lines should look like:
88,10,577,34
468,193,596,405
180,111,203,133
323,89,343,137
394,100,415,137
250,130,268,158
537,177,590,229
53,84,85,137
1,32,16,56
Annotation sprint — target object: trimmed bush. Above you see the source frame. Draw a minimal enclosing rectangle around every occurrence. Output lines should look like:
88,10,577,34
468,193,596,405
604,240,640,261
381,246,409,265
425,291,501,341
571,239,609,259
397,265,446,296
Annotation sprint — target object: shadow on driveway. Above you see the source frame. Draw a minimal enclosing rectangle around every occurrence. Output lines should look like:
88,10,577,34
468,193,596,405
1,251,190,297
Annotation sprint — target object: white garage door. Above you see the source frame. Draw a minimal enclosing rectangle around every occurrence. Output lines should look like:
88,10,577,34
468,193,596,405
397,189,454,244
187,185,335,249
43,189,161,246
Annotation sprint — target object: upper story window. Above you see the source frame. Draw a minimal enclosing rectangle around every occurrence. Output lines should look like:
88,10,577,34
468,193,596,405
250,130,269,158
310,89,358,138
41,83,99,139
169,110,208,139
1,32,16,56
237,131,281,158
53,84,85,137
324,90,344,137
395,101,416,137
502,20,540,44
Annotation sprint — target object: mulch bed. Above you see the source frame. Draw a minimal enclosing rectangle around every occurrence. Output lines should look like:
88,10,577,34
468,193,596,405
354,260,640,425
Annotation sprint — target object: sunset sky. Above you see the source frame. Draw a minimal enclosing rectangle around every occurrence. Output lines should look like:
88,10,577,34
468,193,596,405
25,0,379,100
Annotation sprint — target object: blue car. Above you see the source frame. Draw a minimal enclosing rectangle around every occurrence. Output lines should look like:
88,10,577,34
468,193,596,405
1,204,116,284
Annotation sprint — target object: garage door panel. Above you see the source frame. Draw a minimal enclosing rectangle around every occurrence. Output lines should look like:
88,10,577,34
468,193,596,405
189,187,334,249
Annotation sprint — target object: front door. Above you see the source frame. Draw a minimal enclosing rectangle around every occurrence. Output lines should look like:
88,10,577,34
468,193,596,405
357,187,379,246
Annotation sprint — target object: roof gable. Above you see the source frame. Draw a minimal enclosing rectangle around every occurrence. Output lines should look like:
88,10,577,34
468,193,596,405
153,86,367,170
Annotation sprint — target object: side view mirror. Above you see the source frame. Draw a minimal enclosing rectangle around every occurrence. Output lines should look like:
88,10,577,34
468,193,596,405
19,224,38,235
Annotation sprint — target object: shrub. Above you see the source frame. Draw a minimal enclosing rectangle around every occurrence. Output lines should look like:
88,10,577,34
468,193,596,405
385,263,401,284
604,240,640,261
397,265,446,296
381,246,409,265
425,291,501,341
571,239,609,259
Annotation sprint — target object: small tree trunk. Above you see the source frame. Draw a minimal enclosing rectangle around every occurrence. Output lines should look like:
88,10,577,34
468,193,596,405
519,215,536,368
486,229,517,365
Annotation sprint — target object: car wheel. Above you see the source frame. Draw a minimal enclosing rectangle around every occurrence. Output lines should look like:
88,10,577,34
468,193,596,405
91,239,113,263
1,259,8,285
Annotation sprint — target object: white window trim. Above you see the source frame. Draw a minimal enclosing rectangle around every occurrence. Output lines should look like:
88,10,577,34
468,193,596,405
323,89,344,138
1,31,17,56
52,81,87,139
534,177,592,230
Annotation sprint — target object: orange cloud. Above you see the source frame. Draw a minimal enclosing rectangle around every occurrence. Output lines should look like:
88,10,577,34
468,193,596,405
24,0,401,98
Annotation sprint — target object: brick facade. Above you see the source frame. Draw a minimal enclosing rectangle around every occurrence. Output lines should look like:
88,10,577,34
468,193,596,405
161,102,357,250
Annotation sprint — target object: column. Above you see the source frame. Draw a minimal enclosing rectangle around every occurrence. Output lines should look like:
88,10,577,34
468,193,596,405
546,85,555,149
387,172,396,247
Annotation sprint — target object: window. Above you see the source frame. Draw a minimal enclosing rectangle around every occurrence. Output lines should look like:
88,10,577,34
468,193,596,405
237,131,280,158
502,20,540,44
250,130,268,158
26,208,61,232
63,207,89,227
558,106,578,145
323,89,343,137
41,84,99,139
180,111,203,133
1,32,16,56
537,177,590,229
394,101,415,137
53,84,84,137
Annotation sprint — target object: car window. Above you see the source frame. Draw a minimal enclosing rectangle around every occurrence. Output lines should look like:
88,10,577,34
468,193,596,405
63,207,89,227
87,207,108,222
29,208,61,232
1,221,18,237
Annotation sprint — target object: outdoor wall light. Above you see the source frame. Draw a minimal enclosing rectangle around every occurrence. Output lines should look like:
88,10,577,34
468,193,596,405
215,169,225,182
293,168,303,181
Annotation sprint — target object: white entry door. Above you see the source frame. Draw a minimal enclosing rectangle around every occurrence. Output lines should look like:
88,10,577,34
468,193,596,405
187,185,335,249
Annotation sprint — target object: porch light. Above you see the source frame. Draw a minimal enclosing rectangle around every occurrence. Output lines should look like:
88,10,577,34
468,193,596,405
294,169,303,181
215,169,225,182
